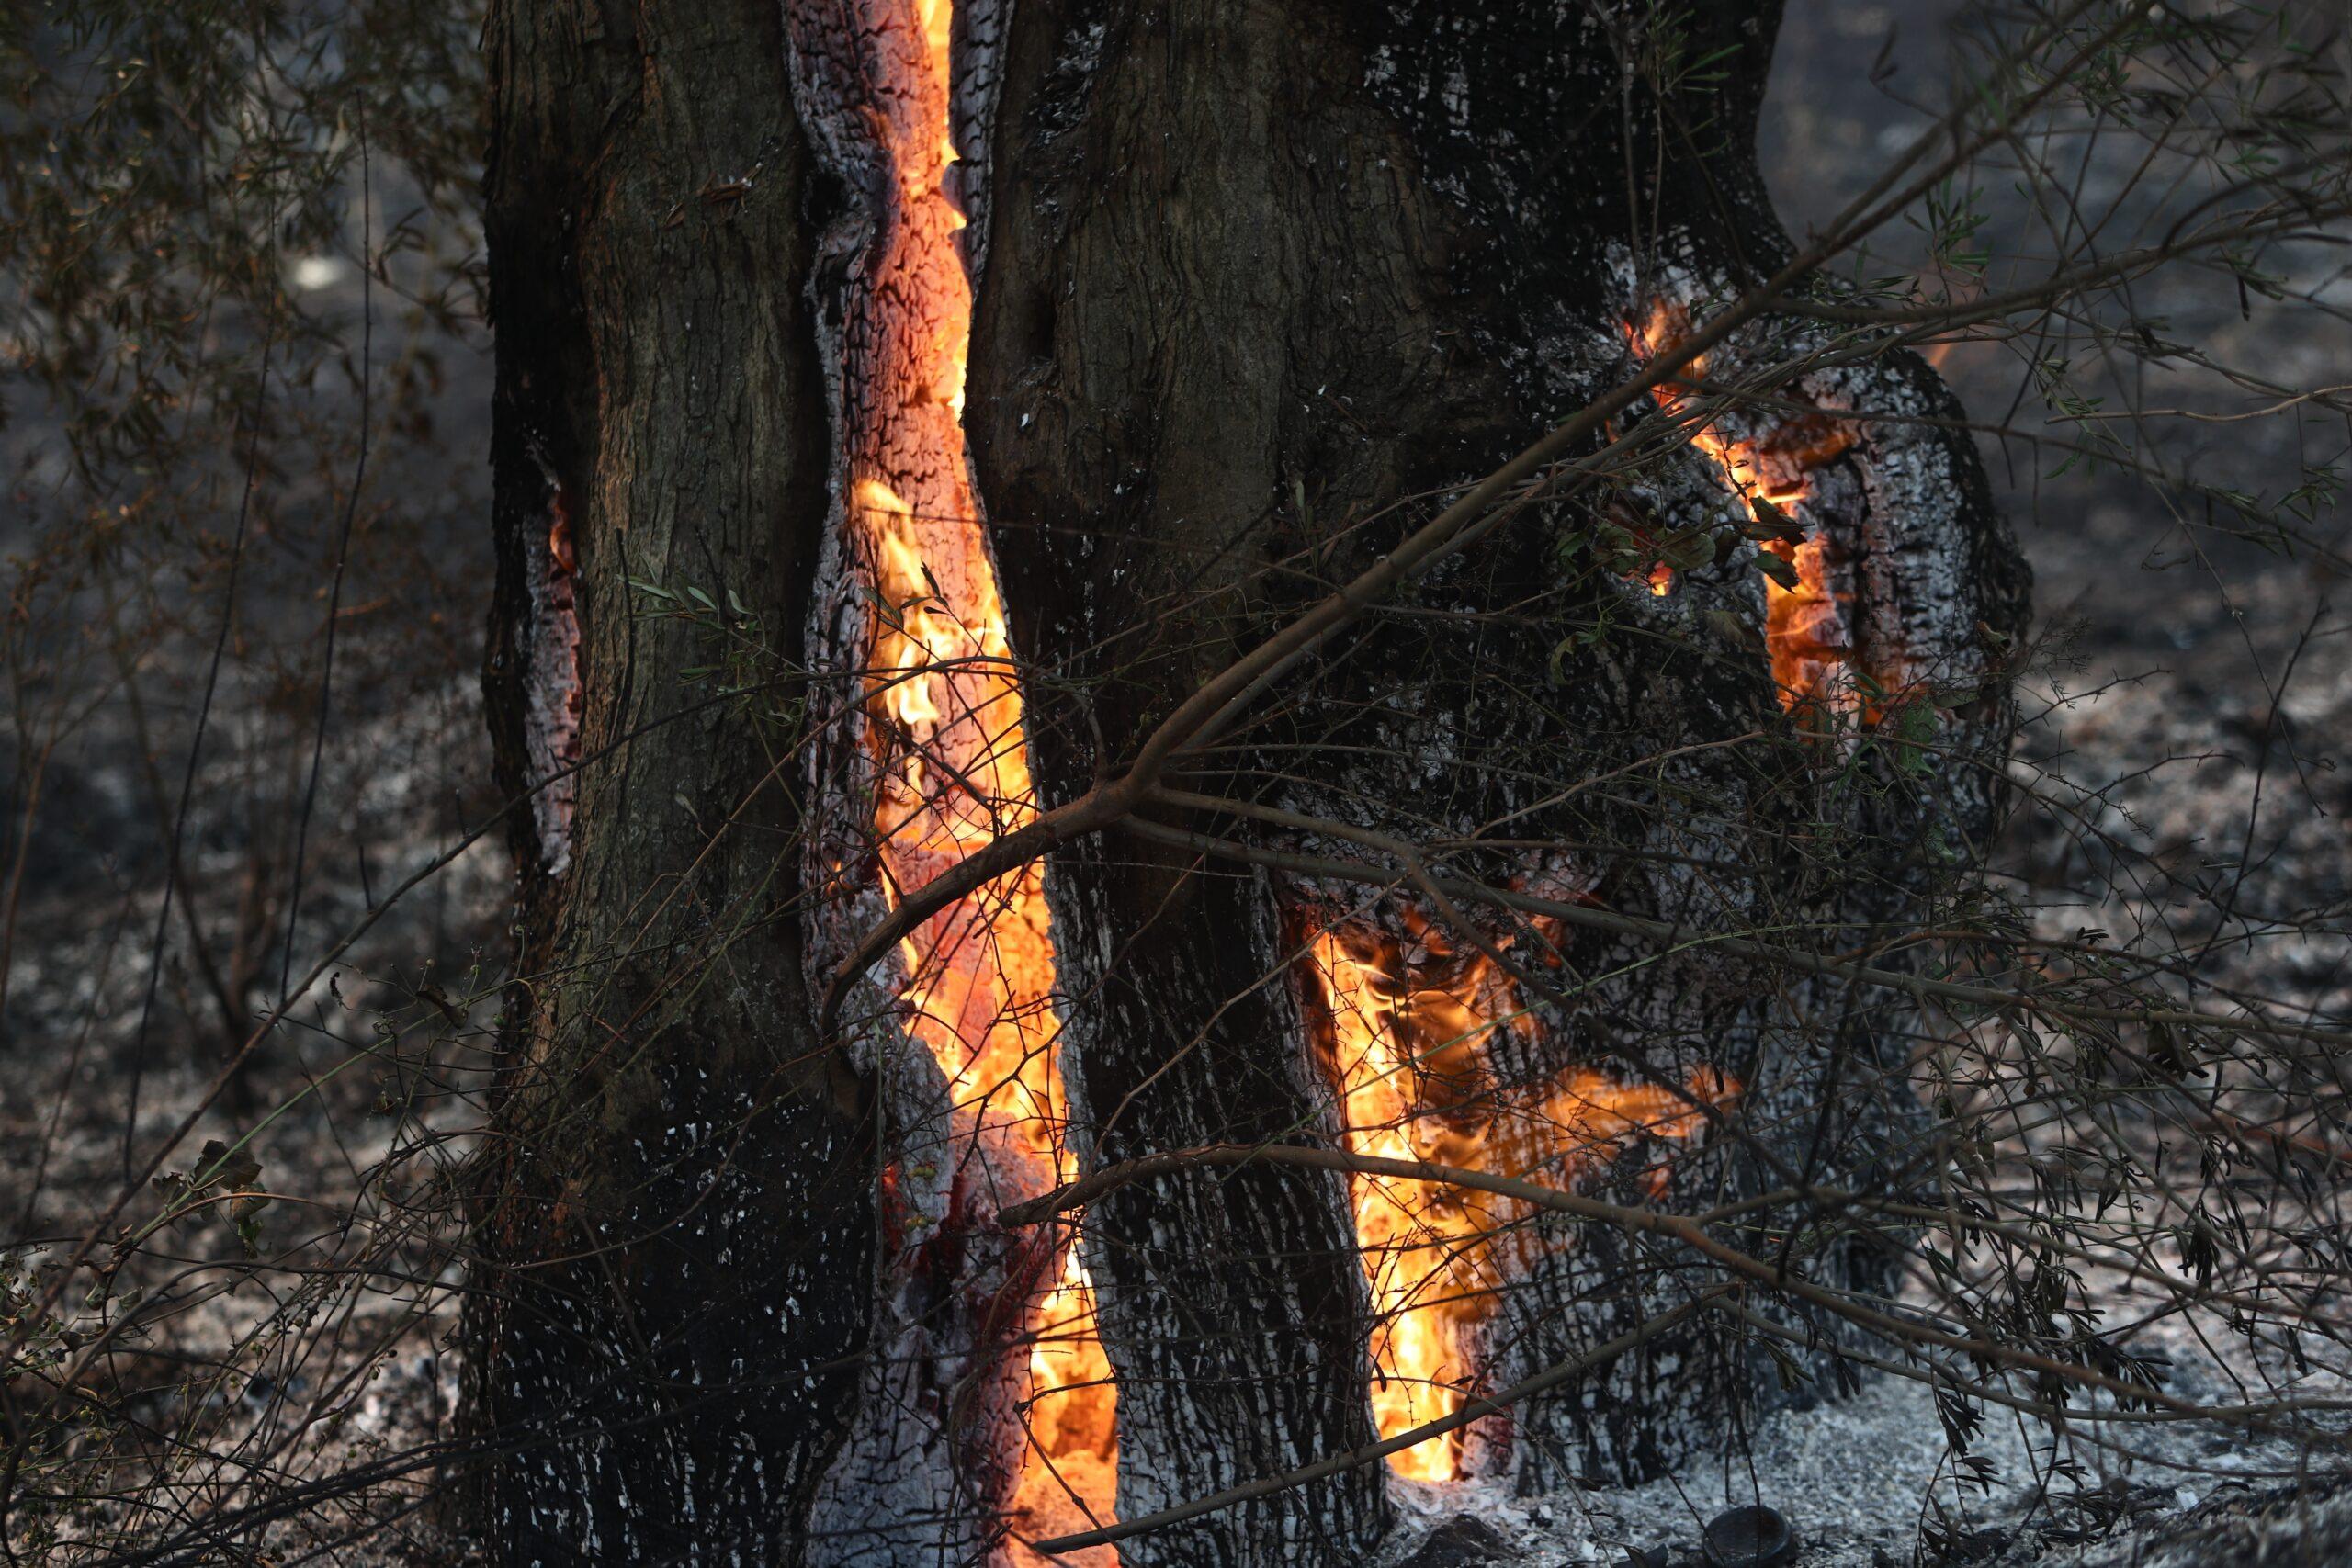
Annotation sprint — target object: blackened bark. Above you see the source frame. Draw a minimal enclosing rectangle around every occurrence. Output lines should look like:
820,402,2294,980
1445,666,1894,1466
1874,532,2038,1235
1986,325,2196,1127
469,4,870,1562
967,6,1492,1560
462,0,2030,1562
973,0,2025,1511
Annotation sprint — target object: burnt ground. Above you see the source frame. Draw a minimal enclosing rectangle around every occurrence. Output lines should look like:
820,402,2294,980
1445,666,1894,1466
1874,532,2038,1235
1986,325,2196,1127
5,2,2351,1563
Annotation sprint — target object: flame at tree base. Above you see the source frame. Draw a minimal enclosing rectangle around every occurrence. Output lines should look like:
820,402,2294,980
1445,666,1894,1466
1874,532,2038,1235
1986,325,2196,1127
1010,1247,1119,1562
1301,908,1736,1482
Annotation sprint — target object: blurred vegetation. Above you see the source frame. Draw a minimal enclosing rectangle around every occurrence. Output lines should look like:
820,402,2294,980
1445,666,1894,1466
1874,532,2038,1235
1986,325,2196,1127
0,4,492,1561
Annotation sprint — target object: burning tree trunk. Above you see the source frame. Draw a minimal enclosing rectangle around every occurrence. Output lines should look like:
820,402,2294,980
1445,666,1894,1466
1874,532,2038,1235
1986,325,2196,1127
469,0,2027,1563
969,0,2027,1520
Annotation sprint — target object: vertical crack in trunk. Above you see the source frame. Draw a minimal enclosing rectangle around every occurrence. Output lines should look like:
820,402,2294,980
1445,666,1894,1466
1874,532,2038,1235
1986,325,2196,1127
1298,907,1740,1485
518,446,582,874
1631,299,1863,716
1293,903,1737,1482
1623,259,2012,741
787,3,1114,1562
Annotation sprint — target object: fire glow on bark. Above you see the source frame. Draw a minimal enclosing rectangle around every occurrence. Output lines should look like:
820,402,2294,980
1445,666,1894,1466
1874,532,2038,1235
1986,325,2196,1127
1631,302,1862,711
521,456,581,874
1301,912,1736,1482
839,0,1116,1553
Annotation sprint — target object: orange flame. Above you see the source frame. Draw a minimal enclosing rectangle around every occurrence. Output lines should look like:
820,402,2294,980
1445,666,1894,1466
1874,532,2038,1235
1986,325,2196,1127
842,3,1114,1555
1629,301,1860,712
1303,913,1735,1481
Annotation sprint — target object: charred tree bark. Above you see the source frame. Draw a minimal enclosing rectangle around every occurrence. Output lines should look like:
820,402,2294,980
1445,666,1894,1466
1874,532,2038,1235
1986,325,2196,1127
972,0,2026,1510
469,3,871,1562
465,0,2030,1564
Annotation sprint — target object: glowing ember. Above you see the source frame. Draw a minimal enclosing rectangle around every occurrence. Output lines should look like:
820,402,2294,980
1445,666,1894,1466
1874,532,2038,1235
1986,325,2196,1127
1302,912,1735,1481
1629,302,1860,713
835,0,1115,1553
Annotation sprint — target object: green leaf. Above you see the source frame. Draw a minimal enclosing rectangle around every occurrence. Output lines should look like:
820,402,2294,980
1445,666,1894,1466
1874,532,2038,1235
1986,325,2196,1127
1755,548,1801,591
198,1138,261,1193
1702,608,1753,645
1657,525,1715,571
1740,492,1805,545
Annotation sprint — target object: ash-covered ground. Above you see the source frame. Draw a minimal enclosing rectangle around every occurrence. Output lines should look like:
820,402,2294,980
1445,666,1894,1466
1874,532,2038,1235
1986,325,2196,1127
1375,1352,2352,1566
